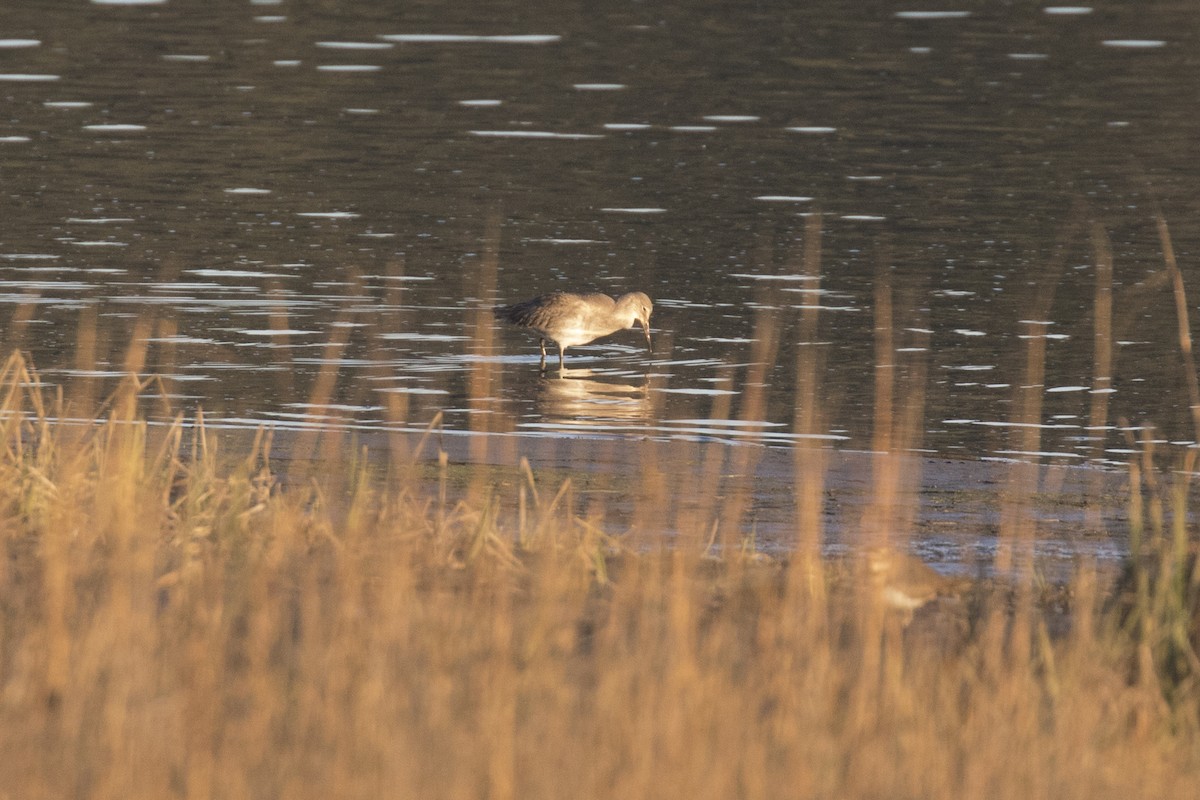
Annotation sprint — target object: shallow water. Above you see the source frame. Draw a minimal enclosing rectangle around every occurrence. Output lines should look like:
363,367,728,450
2,1,1199,473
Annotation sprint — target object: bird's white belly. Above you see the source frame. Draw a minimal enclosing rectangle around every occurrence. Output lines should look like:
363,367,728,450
554,325,605,347
882,586,930,611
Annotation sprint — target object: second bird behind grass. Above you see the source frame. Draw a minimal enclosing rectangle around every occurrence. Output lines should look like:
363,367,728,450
493,291,653,371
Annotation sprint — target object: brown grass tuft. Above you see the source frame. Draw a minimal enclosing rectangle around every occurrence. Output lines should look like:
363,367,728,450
0,352,1198,799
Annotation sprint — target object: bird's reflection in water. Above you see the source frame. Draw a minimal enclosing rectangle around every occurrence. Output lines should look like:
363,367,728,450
534,367,652,425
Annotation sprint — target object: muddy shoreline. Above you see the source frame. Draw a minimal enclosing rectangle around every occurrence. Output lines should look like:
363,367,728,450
188,423,1139,575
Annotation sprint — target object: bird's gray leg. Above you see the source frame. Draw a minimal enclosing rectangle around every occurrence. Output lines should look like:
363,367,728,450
539,339,547,370
558,344,566,372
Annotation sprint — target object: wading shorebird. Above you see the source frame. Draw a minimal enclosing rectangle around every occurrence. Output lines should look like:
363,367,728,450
493,291,653,370
865,547,971,624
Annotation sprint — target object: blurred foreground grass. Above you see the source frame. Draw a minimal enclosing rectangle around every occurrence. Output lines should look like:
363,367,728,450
1,351,1199,800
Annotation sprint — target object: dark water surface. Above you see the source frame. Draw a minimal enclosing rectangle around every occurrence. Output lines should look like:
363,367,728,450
3,1,1200,477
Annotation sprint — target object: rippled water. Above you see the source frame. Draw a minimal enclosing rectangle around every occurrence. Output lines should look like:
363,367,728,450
1,1,1199,471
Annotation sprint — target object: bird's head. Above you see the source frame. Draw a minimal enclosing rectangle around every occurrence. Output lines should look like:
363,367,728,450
617,292,653,350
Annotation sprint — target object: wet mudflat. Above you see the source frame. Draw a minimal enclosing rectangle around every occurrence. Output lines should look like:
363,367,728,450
1,1,1198,459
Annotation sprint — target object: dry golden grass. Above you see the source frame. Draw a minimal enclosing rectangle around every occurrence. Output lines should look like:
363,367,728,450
0,350,1198,800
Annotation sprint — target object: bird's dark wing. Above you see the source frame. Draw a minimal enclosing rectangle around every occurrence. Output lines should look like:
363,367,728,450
494,292,613,331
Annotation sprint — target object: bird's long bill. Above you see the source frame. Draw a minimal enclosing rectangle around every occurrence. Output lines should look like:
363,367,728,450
640,318,652,351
